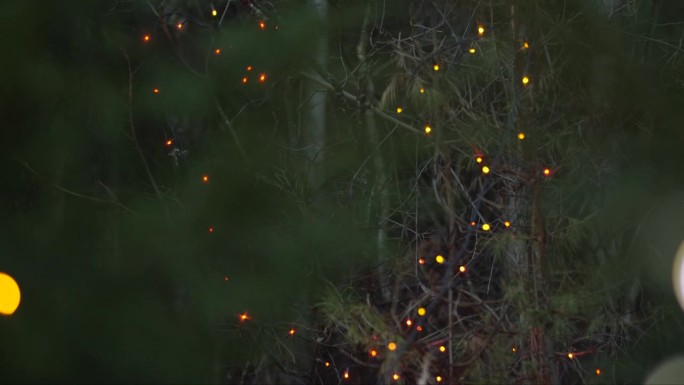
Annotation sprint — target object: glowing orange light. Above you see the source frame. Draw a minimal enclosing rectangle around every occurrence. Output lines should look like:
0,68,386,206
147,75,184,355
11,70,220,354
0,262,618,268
482,223,491,231
239,312,249,321
478,25,485,36
324,361,330,367
387,342,397,351
512,347,517,352
435,255,445,264
405,319,412,326
482,166,490,174
475,156,483,163
419,87,425,94
436,376,443,383
417,307,426,316
259,21,266,30
215,48,221,55
392,374,400,381
459,265,466,273
289,328,296,336
470,221,476,226
370,349,378,357
567,353,574,359
523,41,530,49
424,125,432,135
343,370,349,380
469,47,476,54
439,345,446,352
208,227,214,233
259,73,267,83
543,168,551,176
518,132,526,140
522,76,530,85
433,64,440,71
165,139,173,146
418,258,425,265
396,107,403,114
595,369,601,375
223,276,229,281
202,175,209,183
211,9,218,17
177,22,184,30
246,66,253,71
416,325,423,331
153,88,159,94
242,77,248,84
504,221,511,227
143,34,151,42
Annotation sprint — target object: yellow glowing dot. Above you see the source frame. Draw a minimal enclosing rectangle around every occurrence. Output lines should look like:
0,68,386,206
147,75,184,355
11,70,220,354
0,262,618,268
482,223,491,231
211,9,218,17
567,353,574,359
482,166,490,174
406,319,412,326
475,156,483,163
392,374,400,381
202,175,209,183
242,77,248,84
424,125,432,135
259,21,266,30
324,361,330,367
387,342,397,351
0,272,21,316
417,307,426,316
518,132,526,140
418,258,425,265
143,34,151,42
436,376,443,382
504,221,511,227
239,312,249,321
523,41,530,49
595,369,601,375
433,64,440,71
396,107,403,114
215,48,221,55
259,73,267,83
469,47,476,54
512,347,517,352
435,255,445,264
439,345,446,352
343,370,349,379
153,88,159,94
370,349,378,357
459,265,466,273
478,26,485,36
522,76,530,85
543,168,551,176
419,87,425,94
289,328,296,335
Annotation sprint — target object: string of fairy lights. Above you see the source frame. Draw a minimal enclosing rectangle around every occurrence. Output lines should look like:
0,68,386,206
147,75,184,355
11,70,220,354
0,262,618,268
137,8,601,382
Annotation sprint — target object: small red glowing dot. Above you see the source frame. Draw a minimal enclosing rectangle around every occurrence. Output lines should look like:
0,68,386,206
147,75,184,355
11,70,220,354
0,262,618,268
153,88,159,94
143,34,151,42
208,227,214,233
259,21,266,30
223,276,229,281
214,48,221,55
416,325,423,332
242,77,248,84
259,73,267,83
418,258,425,265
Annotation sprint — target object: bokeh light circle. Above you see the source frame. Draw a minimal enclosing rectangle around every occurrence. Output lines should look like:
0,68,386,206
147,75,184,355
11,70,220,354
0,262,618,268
673,241,684,312
0,272,21,316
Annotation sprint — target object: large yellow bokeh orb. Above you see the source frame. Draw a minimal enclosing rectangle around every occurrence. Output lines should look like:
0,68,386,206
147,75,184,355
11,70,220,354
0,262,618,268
673,241,684,312
0,272,21,316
